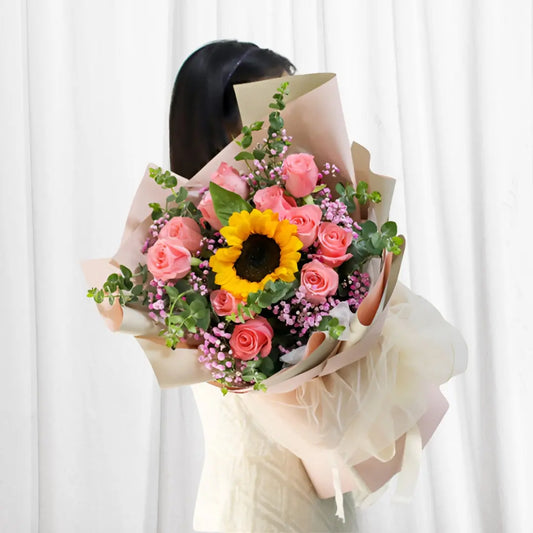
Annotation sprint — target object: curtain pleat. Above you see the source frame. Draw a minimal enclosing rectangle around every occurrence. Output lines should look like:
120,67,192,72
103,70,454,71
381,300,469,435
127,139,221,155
0,1,531,532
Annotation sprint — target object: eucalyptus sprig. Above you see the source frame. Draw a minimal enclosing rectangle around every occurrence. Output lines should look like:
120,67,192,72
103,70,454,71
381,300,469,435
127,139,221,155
335,181,382,213
317,316,346,340
241,357,274,391
87,264,149,306
226,280,296,323
234,82,291,186
340,220,404,275
148,167,201,222
162,283,211,348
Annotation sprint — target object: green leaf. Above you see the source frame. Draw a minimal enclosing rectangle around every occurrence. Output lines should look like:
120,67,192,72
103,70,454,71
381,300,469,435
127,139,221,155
259,357,275,375
183,317,196,332
370,233,386,249
250,121,264,131
269,113,284,131
257,291,274,308
176,187,188,202
190,299,205,314
131,285,143,296
312,184,327,193
381,221,397,237
356,181,368,194
165,285,179,299
360,220,377,237
234,151,255,161
94,290,104,304
241,135,252,149
369,191,382,203
209,182,252,226
164,175,178,188
270,140,285,154
253,149,266,160
197,310,210,330
120,265,132,278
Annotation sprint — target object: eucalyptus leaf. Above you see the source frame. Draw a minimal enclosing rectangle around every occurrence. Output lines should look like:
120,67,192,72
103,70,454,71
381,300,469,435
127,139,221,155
235,151,255,161
381,221,397,237
165,285,179,299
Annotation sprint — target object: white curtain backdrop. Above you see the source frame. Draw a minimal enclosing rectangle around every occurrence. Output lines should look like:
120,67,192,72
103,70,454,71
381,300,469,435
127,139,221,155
1,0,531,532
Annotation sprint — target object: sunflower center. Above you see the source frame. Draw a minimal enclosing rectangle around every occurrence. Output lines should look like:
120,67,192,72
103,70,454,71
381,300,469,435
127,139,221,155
234,234,281,282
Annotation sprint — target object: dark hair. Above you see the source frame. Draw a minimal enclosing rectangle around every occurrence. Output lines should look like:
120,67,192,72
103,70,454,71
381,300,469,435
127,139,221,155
169,40,295,178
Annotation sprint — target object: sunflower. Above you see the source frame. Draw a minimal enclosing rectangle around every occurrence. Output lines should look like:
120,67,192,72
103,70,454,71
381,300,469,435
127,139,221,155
209,209,302,300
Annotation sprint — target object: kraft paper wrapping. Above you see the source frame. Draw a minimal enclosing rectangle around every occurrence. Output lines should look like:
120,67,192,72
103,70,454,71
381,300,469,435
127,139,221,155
82,73,467,504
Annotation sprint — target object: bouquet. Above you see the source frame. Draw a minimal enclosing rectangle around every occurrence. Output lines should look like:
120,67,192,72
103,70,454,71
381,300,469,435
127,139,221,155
83,74,466,512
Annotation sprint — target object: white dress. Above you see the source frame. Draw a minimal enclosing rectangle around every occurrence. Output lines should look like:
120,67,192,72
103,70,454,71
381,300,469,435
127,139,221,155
191,383,357,533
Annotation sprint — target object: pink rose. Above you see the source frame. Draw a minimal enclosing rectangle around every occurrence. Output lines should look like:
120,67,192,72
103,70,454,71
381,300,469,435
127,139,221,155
158,216,203,253
198,191,222,230
253,185,296,217
316,222,353,267
229,317,274,361
284,204,323,249
282,153,319,198
210,290,241,317
299,260,339,304
211,162,249,199
146,238,191,281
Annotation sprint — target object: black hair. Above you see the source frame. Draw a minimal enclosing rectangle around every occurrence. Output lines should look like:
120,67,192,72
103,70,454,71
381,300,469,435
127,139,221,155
169,40,295,178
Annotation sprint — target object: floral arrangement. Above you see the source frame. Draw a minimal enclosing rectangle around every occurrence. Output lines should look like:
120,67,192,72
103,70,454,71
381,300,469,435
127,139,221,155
84,73,467,511
87,82,403,393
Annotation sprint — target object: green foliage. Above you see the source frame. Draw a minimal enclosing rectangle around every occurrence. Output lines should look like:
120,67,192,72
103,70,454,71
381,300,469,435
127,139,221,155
161,284,211,348
209,182,252,226
148,168,201,222
241,356,275,389
87,263,148,307
340,220,404,274
233,82,291,189
149,167,177,189
335,181,382,213
354,181,382,206
235,151,255,161
226,280,296,323
235,121,264,152
317,316,346,340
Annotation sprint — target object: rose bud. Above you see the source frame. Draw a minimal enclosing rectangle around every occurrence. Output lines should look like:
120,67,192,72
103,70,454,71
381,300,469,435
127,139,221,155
210,289,241,317
282,153,319,198
253,185,296,218
198,191,222,230
211,162,249,199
